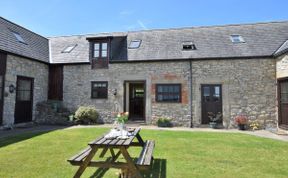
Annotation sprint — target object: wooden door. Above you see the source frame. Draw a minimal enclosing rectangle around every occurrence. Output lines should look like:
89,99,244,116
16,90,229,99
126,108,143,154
201,84,222,124
129,83,145,121
14,76,34,124
48,65,63,100
0,75,4,125
279,79,288,126
0,52,6,125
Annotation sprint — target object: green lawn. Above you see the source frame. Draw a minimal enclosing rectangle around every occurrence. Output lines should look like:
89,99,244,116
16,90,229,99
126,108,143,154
0,128,288,178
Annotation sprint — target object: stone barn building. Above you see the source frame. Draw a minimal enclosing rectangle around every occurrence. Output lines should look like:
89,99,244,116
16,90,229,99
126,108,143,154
1,16,288,129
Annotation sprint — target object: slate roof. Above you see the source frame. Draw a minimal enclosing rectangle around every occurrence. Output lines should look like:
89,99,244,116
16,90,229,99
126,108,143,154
49,21,288,64
274,40,288,57
0,17,49,63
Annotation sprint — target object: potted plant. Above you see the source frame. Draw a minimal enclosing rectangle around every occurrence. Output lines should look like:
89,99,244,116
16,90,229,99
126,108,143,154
116,112,129,130
234,115,248,130
208,112,222,129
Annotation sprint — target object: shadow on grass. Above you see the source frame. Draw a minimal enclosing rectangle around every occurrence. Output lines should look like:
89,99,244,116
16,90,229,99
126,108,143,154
90,158,167,178
0,126,66,148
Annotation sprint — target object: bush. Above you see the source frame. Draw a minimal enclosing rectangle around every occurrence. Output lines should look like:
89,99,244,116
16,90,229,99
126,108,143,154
157,118,173,127
74,106,99,124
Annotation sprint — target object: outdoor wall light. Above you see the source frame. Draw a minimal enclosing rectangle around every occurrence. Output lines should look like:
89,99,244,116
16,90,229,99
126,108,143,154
113,89,117,96
9,84,16,93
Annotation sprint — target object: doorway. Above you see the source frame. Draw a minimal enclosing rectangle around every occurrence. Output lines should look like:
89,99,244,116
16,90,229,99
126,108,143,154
278,79,288,127
0,52,7,125
124,81,145,121
201,84,222,124
14,76,34,124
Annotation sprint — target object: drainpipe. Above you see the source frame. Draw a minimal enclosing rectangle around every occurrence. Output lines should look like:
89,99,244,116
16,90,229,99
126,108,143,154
189,60,193,128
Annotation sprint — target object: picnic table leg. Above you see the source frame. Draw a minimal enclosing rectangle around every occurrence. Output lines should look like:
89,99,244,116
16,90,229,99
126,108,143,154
136,134,145,147
119,147,142,178
73,147,98,178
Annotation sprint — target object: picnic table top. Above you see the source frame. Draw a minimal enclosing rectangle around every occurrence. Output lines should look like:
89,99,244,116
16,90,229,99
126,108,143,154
88,127,141,147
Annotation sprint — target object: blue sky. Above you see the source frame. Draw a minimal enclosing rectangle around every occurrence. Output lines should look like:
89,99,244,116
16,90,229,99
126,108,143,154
1,0,288,37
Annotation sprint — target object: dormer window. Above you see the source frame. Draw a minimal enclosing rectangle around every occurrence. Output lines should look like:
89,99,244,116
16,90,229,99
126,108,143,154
230,35,245,43
93,42,108,58
182,41,196,50
88,39,110,69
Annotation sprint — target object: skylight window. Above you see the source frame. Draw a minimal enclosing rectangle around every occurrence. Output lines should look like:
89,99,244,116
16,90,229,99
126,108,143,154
12,32,26,44
62,44,77,53
230,35,245,43
128,40,141,49
182,41,196,50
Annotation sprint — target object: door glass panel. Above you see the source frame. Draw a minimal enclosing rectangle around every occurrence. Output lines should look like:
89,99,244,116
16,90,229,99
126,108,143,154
213,86,220,102
0,75,2,100
203,86,210,102
17,79,31,101
281,81,288,103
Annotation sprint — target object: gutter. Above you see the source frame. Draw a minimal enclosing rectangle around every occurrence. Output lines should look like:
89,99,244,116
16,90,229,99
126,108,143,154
189,60,193,128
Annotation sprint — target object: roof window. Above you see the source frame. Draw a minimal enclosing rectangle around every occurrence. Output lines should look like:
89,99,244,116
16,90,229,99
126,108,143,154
182,41,196,50
128,40,141,49
62,44,77,53
12,31,26,44
230,35,245,43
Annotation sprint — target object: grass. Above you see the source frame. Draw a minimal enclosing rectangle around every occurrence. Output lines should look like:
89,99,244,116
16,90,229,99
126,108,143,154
0,128,288,178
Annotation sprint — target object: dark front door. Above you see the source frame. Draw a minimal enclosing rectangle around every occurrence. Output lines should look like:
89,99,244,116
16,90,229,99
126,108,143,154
279,79,288,126
201,84,222,124
129,83,145,121
0,75,4,125
14,76,34,124
0,52,7,125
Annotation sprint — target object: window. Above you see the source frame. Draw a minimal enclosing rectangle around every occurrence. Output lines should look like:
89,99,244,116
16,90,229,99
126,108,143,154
230,35,245,43
91,81,108,99
93,42,108,58
182,41,196,50
17,79,32,101
128,40,142,49
62,44,77,53
12,31,26,44
156,84,181,102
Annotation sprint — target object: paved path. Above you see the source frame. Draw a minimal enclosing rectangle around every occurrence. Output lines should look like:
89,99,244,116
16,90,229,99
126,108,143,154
1,124,287,142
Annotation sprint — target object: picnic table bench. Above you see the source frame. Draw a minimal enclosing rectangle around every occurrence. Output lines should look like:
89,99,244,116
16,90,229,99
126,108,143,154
68,127,155,178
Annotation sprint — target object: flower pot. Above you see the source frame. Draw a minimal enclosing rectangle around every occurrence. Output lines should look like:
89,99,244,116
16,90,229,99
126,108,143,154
209,122,218,129
238,124,246,130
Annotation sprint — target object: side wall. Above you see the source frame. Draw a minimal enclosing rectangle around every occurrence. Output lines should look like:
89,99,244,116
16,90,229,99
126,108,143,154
276,54,288,79
2,55,49,125
63,61,191,126
192,58,277,128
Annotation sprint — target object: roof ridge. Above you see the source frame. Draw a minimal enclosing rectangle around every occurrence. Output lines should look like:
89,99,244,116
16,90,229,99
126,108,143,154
0,16,48,40
127,20,288,33
47,20,288,38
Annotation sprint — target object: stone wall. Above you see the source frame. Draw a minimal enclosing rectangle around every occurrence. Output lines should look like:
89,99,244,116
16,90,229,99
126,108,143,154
192,58,277,128
2,55,48,125
63,61,191,126
63,58,277,128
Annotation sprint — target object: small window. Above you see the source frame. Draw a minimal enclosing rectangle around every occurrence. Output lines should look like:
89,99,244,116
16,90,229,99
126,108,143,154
12,31,26,44
128,40,141,49
156,84,181,102
91,81,108,99
93,42,108,58
230,35,245,43
182,41,196,50
62,44,77,53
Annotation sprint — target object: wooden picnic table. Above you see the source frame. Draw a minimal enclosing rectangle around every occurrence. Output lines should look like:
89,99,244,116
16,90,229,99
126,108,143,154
68,127,155,178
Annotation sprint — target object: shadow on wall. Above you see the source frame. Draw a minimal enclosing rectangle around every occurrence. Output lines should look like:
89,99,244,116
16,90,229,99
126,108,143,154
90,158,167,178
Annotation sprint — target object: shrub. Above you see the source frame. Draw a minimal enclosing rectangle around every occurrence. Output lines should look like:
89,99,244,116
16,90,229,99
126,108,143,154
157,118,173,127
74,106,99,124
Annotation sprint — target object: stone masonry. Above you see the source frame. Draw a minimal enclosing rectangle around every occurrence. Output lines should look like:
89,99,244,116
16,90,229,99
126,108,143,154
3,55,48,125
63,58,277,128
